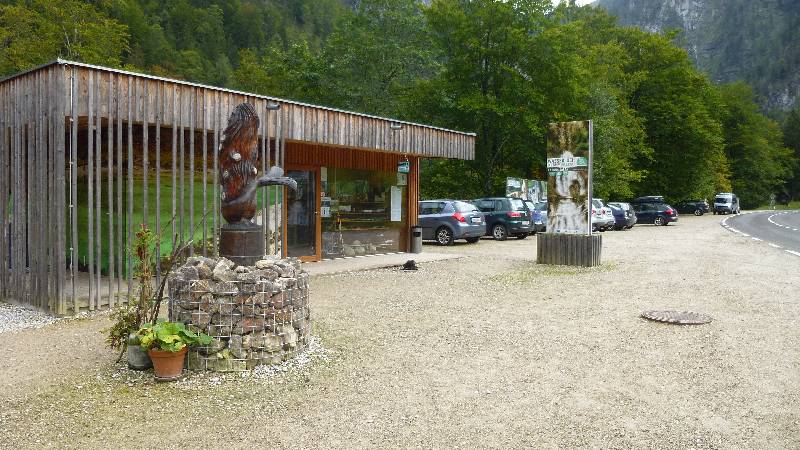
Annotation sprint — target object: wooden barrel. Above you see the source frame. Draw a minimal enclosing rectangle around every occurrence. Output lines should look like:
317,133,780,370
536,233,602,267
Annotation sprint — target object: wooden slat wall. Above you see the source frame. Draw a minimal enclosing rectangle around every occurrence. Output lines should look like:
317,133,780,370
60,66,475,160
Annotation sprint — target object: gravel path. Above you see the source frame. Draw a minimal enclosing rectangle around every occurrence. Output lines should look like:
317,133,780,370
1,215,799,448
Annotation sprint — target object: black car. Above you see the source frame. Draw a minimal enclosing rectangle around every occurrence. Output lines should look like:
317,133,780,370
472,197,534,240
675,199,710,216
632,201,678,226
631,195,666,206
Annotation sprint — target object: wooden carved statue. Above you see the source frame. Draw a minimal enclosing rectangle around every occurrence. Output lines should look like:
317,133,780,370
219,103,296,227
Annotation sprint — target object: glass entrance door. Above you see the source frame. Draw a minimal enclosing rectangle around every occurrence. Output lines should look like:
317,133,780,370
286,168,320,261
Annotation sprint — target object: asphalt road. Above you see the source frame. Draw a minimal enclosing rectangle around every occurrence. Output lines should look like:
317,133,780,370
723,210,800,256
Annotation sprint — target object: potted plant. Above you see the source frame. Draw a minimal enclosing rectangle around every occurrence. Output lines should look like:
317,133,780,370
137,321,212,381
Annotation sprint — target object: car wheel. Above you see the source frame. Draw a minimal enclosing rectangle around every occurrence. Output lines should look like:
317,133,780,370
492,224,508,241
694,209,702,216
516,234,527,240
654,216,665,226
465,237,480,244
436,227,454,246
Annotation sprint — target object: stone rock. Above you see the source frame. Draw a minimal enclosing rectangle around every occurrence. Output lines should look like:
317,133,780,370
189,310,212,329
195,294,217,313
198,338,226,356
241,332,258,349
236,271,263,282
277,324,298,349
283,277,297,288
255,259,277,270
240,302,263,317
228,335,247,359
212,264,238,282
186,256,218,270
234,316,266,335
195,263,214,279
177,265,199,281
190,279,213,294
256,332,283,352
212,281,239,294
234,265,251,274
269,291,290,309
216,296,237,315
216,257,235,271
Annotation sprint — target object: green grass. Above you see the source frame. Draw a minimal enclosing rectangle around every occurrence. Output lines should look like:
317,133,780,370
755,200,800,210
71,174,282,275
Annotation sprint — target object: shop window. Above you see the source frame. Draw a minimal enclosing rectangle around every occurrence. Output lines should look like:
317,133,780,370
321,167,407,259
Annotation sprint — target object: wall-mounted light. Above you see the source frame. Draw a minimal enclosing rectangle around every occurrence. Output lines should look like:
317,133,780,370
390,122,403,131
266,101,281,110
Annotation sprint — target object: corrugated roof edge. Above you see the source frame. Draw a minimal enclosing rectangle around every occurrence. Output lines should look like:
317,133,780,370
0,59,476,138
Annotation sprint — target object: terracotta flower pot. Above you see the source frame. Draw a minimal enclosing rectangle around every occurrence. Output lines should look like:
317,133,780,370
147,347,188,381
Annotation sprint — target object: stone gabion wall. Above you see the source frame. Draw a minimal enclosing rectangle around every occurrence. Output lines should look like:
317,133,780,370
168,256,311,372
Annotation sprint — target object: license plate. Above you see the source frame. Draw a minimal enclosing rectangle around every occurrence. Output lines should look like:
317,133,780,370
522,221,530,226
470,217,481,224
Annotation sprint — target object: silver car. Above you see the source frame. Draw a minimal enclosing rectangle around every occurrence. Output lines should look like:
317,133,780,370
418,200,486,245
591,198,614,232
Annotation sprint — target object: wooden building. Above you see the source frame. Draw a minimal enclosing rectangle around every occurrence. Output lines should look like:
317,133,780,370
0,60,475,315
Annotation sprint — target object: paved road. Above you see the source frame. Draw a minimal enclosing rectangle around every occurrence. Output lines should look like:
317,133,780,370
724,210,800,256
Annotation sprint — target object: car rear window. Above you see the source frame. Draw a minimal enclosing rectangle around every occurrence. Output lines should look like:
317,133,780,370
454,201,479,213
509,198,526,211
592,199,602,208
535,202,547,211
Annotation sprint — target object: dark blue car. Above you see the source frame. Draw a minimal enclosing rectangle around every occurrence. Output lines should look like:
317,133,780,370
607,202,636,230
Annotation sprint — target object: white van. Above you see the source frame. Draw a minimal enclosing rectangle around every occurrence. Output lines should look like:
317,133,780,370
713,193,740,215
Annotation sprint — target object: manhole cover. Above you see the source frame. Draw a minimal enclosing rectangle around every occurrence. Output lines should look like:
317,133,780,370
641,310,712,325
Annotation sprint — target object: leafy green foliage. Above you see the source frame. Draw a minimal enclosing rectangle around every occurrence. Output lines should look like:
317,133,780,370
137,321,212,353
0,0,793,204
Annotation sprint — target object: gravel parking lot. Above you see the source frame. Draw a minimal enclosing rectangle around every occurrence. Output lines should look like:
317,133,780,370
1,215,799,448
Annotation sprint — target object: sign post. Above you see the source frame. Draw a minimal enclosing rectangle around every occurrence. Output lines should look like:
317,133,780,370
538,120,602,266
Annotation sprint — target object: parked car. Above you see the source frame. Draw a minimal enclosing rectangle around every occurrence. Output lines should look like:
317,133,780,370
591,198,615,231
712,192,740,215
472,197,534,240
607,202,637,230
631,195,666,206
632,201,678,226
418,200,486,245
524,200,548,233
675,199,710,216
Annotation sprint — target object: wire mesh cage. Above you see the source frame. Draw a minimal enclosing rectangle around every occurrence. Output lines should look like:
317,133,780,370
168,257,311,372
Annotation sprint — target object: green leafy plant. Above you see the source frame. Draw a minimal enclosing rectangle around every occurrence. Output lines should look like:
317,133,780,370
137,321,212,353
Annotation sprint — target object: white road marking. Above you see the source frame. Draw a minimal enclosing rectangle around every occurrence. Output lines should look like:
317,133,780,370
740,233,750,237
769,243,782,249
751,237,762,241
785,250,800,257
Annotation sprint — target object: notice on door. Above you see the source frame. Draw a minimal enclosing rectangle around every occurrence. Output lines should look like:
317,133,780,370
390,186,402,222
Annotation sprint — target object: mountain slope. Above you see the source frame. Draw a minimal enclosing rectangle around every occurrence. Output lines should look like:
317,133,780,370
596,0,800,111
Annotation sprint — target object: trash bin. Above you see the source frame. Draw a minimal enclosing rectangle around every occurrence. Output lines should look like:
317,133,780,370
410,225,423,254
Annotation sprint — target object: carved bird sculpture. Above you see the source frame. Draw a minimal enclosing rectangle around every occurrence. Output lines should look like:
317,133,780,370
219,103,297,227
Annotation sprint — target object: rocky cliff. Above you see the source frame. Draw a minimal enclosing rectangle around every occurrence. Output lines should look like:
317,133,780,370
596,0,800,110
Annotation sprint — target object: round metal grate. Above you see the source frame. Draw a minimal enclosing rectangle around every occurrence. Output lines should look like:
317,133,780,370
641,310,712,325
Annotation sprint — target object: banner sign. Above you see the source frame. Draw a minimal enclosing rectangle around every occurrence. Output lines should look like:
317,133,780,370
546,120,593,234
506,177,547,203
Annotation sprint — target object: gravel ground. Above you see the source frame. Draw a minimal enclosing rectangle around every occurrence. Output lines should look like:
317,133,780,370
0,302,62,334
1,215,799,448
